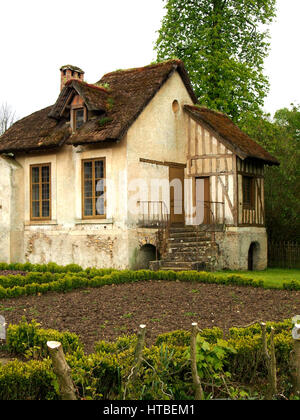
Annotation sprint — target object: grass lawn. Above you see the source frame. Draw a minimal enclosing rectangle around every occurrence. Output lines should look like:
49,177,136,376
215,268,300,289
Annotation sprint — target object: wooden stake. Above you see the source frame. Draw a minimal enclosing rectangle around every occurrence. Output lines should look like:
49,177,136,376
291,322,300,394
191,322,204,400
261,323,277,399
131,324,146,381
269,327,277,396
293,340,300,394
47,341,77,400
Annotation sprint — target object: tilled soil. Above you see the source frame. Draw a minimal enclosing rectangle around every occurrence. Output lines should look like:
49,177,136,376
0,280,299,353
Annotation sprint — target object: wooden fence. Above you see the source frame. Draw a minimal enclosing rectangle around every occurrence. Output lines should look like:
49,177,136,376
268,241,300,269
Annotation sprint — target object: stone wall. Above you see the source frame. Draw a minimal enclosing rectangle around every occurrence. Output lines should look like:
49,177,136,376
215,227,268,271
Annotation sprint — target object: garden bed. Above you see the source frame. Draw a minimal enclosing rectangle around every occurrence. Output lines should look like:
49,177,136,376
1,279,299,353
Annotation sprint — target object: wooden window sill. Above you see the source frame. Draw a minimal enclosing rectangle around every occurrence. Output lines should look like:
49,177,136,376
75,218,113,225
25,220,58,226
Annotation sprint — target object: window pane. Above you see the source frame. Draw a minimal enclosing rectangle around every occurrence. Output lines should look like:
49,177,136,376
42,201,50,218
95,179,104,197
32,167,40,183
32,184,39,201
76,109,84,130
42,183,50,200
95,160,104,179
42,166,50,183
243,177,253,206
32,201,40,218
84,198,93,216
96,197,105,215
84,162,93,179
84,180,93,197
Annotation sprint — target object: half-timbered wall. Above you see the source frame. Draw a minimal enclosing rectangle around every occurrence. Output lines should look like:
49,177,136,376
186,115,236,225
237,158,265,226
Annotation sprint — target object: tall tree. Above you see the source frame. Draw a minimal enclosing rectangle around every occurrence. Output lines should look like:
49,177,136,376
0,103,16,136
155,0,276,122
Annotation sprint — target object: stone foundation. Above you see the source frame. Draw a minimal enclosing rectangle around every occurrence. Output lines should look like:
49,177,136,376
215,227,268,271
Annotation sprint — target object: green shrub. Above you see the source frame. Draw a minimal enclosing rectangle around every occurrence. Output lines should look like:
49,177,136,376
67,348,121,399
0,262,295,300
6,318,82,357
1,318,296,400
155,327,223,347
283,280,300,291
0,359,58,400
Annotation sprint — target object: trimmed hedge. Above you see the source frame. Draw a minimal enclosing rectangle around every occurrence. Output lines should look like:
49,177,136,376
0,262,299,301
0,266,268,300
0,359,59,400
6,318,82,357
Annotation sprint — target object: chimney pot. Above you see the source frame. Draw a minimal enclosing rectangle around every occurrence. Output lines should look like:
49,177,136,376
60,65,84,91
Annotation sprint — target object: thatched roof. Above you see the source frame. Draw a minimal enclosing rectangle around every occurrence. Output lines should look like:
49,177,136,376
184,105,279,165
0,106,70,154
67,59,197,146
0,60,278,166
0,60,196,153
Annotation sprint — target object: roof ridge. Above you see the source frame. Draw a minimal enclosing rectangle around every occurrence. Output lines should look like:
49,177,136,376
66,79,110,94
101,59,183,78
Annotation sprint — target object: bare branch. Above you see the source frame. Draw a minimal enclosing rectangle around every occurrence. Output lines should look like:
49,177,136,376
0,103,17,136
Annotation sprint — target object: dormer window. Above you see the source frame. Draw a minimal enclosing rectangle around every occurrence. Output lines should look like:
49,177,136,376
72,107,86,132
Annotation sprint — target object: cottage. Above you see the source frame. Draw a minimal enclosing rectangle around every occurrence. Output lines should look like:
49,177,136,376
0,60,279,271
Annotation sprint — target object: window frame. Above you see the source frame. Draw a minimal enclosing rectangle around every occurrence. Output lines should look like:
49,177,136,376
30,163,52,221
71,106,87,132
81,157,106,220
242,175,255,210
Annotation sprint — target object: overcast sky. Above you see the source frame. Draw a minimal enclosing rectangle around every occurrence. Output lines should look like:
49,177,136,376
1,0,299,120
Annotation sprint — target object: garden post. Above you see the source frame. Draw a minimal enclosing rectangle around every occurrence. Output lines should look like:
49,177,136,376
292,319,300,394
191,322,204,400
261,323,277,398
131,324,146,381
47,341,77,400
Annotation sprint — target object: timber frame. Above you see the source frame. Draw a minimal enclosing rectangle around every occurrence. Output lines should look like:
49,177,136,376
185,110,267,228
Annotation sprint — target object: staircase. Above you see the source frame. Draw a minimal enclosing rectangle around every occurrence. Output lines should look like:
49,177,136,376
156,225,222,272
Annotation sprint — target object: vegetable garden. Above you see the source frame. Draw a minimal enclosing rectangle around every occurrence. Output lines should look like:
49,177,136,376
0,262,299,400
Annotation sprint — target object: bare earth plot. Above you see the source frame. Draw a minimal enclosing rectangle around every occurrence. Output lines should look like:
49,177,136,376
0,280,299,353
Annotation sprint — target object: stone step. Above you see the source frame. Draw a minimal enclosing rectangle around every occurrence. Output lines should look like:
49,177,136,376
169,226,199,233
168,241,214,251
159,260,213,271
166,249,218,261
159,260,201,268
169,231,212,239
169,224,225,233
168,237,211,245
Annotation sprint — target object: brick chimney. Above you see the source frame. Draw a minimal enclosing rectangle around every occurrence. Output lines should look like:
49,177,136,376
60,65,84,91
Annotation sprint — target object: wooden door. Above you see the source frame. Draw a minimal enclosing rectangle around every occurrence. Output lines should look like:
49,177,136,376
195,177,211,224
169,166,185,225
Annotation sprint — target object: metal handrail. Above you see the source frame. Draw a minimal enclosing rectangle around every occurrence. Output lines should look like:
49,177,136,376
195,200,225,226
137,201,169,227
137,200,170,259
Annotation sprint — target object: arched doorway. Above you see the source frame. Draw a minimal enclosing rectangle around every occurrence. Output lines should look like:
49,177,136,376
248,242,260,271
135,244,160,270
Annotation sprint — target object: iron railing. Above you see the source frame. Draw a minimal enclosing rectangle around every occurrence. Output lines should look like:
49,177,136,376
194,200,225,226
137,201,170,258
137,201,169,228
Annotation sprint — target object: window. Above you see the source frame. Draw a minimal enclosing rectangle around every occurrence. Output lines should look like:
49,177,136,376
30,164,51,220
243,176,255,209
74,108,85,130
82,158,106,218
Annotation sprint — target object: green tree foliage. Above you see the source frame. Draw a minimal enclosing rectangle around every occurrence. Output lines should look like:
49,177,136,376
240,104,300,241
155,0,276,122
